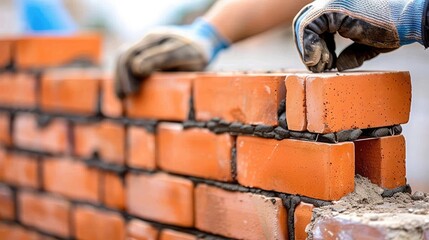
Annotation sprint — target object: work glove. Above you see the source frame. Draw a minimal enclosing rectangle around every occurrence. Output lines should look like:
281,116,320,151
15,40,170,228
293,0,427,73
114,18,229,98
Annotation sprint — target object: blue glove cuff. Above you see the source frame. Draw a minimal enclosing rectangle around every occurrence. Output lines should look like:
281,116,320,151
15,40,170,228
397,0,426,45
19,0,76,34
190,18,230,61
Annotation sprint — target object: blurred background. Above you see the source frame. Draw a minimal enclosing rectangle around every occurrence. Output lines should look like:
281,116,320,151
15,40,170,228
1,0,428,192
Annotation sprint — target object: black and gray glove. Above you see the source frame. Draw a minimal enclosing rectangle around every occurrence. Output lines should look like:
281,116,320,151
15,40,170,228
114,18,229,98
293,0,429,73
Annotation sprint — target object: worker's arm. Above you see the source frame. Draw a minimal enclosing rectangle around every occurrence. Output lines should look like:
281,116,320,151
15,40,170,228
204,0,312,43
293,0,428,73
114,0,311,98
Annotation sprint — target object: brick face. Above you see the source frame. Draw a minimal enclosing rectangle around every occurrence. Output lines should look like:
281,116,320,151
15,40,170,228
101,76,123,117
128,126,156,170
285,75,306,131
41,69,101,115
157,123,234,181
194,74,286,125
294,203,314,240
0,223,44,240
355,135,406,189
0,113,11,145
195,184,288,240
19,191,70,238
14,34,101,69
286,72,411,133
0,73,36,108
74,121,125,164
236,136,355,200
0,185,14,220
13,114,69,153
102,172,125,210
0,39,14,68
0,151,39,188
126,173,194,227
160,229,196,240
43,158,99,202
125,73,193,121
74,205,125,240
127,219,159,240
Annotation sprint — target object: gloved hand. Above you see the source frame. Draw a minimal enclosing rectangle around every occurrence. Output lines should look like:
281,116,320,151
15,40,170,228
114,18,229,98
293,0,427,73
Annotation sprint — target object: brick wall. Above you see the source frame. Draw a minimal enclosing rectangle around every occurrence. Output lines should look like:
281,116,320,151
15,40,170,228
0,35,413,239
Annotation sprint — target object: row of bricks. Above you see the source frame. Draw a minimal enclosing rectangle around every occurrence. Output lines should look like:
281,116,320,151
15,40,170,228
0,182,314,240
0,70,411,134
0,201,197,240
0,112,406,199
0,113,406,200
0,149,124,209
0,34,101,69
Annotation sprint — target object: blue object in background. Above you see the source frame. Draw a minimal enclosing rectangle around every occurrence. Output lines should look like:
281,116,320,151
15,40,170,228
19,0,77,33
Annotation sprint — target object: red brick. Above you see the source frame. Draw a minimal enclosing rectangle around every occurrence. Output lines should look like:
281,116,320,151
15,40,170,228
0,223,44,240
19,191,70,237
0,73,36,108
0,113,11,145
286,72,411,133
236,136,355,200
285,75,306,131
101,76,123,117
43,158,99,202
194,74,286,125
14,114,68,153
41,69,101,115
160,229,196,240
195,184,288,240
0,39,14,68
125,73,193,121
102,172,125,210
294,203,314,240
0,185,14,220
14,34,101,69
127,219,158,240
126,173,193,227
74,205,125,240
128,126,155,170
74,121,125,164
157,123,233,181
355,135,406,189
0,151,39,188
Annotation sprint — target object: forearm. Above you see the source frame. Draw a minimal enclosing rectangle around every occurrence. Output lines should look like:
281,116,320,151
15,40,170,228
203,0,312,43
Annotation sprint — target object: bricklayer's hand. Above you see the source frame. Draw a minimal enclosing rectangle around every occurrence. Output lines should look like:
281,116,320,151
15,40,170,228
114,18,229,98
293,0,427,73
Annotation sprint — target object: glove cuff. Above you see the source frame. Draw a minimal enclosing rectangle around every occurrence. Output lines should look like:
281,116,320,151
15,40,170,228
422,0,429,48
191,18,230,62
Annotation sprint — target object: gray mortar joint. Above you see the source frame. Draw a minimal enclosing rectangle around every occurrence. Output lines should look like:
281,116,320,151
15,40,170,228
183,98,403,143
183,118,403,143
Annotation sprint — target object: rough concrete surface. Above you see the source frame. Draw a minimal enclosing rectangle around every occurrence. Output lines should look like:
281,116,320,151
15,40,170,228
307,176,429,240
